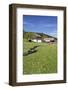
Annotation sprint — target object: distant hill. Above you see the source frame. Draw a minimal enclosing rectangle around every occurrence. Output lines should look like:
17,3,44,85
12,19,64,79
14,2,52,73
36,32,57,40
23,31,57,40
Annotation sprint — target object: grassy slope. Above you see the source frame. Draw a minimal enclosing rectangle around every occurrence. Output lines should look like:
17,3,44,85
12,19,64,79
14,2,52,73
23,40,57,74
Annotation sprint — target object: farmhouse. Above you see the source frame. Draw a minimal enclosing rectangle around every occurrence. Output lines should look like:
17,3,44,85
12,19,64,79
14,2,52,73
29,35,57,43
31,37,42,43
43,38,55,43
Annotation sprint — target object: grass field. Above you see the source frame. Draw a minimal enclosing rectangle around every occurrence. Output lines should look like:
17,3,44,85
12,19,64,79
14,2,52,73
23,40,57,75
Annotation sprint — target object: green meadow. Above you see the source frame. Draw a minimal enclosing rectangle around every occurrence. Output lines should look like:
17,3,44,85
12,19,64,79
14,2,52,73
23,40,57,75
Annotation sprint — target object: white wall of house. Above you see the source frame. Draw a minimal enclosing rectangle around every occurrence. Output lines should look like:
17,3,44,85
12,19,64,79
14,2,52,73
45,40,50,42
32,39,42,43
37,40,42,42
44,38,54,42
32,39,37,42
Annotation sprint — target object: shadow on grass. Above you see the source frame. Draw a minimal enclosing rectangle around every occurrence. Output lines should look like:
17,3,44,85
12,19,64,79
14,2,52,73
23,45,40,56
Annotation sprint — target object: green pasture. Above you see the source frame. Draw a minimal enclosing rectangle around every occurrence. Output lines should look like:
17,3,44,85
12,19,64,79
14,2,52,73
23,40,57,74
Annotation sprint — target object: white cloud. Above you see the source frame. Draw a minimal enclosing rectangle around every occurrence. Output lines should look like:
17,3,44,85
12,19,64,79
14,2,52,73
23,22,34,27
41,24,57,28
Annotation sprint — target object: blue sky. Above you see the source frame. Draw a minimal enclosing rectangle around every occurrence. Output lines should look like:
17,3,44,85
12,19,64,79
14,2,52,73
23,15,57,37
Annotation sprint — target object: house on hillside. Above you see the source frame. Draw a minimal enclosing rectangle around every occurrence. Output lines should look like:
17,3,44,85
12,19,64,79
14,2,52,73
29,37,57,43
43,38,55,43
31,37,42,43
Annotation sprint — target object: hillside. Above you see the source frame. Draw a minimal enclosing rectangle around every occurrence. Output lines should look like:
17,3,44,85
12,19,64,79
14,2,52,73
23,31,57,40
37,32,57,40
